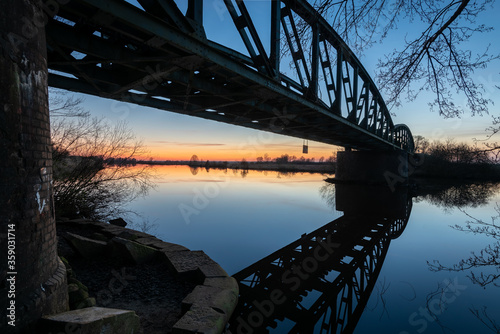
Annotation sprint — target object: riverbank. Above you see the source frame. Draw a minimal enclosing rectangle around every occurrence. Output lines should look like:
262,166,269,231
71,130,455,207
55,218,238,334
139,160,336,174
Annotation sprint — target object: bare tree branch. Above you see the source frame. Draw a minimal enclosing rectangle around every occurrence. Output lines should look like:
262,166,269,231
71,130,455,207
50,94,156,220
301,0,499,118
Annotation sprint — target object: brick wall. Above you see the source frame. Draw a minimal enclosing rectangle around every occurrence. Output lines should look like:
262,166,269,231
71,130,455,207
0,0,68,332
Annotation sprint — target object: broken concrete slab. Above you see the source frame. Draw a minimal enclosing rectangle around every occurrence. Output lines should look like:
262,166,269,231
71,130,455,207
116,230,141,241
203,277,239,294
64,232,108,260
91,232,109,242
110,237,159,264
158,242,190,253
164,250,215,277
135,237,190,252
172,305,226,334
181,285,238,319
39,307,142,334
58,218,238,334
102,225,128,236
134,236,163,246
118,228,152,239
197,263,229,281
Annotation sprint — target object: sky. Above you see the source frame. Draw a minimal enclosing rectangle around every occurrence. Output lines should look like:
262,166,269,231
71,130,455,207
49,0,500,161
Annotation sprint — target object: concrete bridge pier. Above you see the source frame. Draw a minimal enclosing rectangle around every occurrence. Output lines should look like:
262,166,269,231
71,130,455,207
335,183,409,219
336,150,408,188
1,1,69,332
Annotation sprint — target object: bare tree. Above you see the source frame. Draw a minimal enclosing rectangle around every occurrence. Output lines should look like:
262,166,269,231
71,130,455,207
304,0,498,117
426,138,492,163
413,135,430,154
49,89,90,118
50,95,155,220
474,117,500,162
413,137,499,179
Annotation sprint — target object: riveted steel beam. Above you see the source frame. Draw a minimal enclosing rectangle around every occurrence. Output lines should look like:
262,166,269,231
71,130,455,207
46,0,412,152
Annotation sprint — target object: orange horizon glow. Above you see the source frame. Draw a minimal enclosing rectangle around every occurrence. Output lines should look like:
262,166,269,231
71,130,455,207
140,145,340,162
138,136,486,162
129,164,331,181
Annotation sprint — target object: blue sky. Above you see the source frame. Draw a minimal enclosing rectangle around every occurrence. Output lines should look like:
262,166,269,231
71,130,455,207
51,0,500,161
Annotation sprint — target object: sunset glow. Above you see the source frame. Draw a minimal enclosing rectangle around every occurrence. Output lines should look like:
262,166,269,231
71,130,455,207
51,0,500,162
144,141,340,162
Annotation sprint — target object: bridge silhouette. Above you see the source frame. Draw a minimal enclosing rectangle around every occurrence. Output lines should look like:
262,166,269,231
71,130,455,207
229,185,412,333
46,0,414,152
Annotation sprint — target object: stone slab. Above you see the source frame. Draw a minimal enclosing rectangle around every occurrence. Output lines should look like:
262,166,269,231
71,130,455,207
59,219,238,334
197,263,229,281
118,228,152,239
134,236,163,246
172,305,225,334
102,225,128,235
159,242,190,253
110,237,159,264
165,251,216,277
39,307,141,334
203,277,239,294
135,237,190,253
182,285,238,318
64,232,108,260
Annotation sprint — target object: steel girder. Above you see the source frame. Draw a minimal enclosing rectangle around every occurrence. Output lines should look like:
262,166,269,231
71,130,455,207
45,0,413,152
222,0,413,151
393,124,415,152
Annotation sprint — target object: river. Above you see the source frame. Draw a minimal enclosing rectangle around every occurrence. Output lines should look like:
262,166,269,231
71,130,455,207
124,165,500,334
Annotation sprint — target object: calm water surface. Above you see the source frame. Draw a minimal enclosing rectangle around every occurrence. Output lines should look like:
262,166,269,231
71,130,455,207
125,165,500,334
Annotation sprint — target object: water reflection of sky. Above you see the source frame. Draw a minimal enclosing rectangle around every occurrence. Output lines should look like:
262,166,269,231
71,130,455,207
125,165,500,333
126,165,341,273
357,193,500,334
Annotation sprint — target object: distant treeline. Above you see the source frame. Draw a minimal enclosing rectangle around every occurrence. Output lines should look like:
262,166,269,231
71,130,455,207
412,137,500,180
253,153,336,164
138,153,337,174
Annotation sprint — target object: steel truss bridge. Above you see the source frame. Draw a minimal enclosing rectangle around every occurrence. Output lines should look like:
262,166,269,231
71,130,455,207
46,0,414,152
229,199,412,333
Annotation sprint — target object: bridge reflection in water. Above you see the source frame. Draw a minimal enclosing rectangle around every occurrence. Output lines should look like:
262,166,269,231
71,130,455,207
229,184,412,334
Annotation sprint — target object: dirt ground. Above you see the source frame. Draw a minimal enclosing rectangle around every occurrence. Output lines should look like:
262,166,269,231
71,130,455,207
57,222,196,334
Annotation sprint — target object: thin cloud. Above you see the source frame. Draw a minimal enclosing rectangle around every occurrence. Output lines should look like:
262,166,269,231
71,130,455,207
259,143,332,149
151,141,225,146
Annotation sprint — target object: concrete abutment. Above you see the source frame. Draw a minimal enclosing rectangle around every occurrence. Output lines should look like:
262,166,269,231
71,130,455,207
336,150,408,186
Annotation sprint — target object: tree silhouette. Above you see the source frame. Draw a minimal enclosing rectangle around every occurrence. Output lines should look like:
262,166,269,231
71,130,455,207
50,93,155,220
299,1,498,118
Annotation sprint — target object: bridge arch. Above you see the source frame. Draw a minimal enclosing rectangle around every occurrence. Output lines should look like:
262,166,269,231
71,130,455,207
45,0,413,153
393,124,415,153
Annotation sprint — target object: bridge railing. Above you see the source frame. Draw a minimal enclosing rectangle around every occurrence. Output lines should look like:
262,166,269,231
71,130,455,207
45,0,414,152
223,0,413,152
